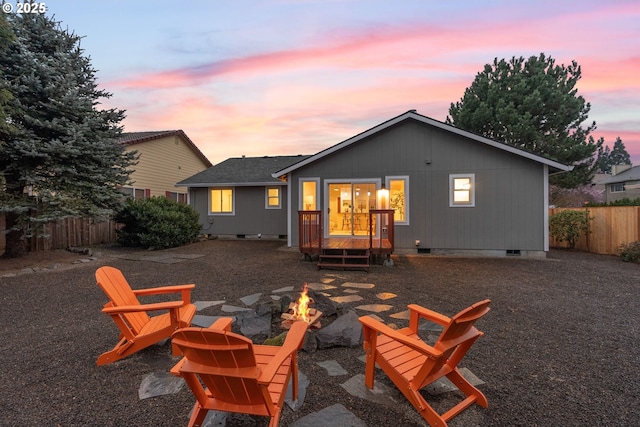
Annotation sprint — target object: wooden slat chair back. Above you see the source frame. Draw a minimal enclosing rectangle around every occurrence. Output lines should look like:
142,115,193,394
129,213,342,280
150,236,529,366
360,299,490,427
95,266,196,366
171,318,308,427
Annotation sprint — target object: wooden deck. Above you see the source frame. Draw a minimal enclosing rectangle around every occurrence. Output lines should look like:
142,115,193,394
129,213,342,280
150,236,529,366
299,210,394,270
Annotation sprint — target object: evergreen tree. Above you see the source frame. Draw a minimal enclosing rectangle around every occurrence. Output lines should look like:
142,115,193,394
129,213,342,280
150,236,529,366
594,138,611,173
609,137,631,166
447,53,600,188
0,12,137,258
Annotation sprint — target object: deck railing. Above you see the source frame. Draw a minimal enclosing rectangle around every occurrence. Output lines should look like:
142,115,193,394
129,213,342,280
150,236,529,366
369,209,394,254
299,209,394,255
298,211,322,255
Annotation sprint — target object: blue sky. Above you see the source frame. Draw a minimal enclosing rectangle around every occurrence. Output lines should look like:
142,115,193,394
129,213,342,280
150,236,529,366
37,0,640,166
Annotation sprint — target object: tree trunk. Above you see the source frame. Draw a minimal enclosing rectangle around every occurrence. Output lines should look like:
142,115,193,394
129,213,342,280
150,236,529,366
2,213,28,258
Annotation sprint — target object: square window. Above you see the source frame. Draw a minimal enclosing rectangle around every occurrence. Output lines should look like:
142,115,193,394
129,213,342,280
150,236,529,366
450,174,475,207
210,188,233,214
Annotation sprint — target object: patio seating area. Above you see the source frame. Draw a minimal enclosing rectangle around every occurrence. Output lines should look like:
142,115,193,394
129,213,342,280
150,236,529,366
0,239,638,426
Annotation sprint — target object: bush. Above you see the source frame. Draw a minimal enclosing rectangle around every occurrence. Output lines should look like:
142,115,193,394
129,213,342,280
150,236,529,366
114,197,201,249
549,209,592,249
619,241,640,263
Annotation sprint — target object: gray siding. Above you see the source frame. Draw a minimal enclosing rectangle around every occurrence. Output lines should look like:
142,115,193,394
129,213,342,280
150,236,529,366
290,119,546,251
190,186,288,237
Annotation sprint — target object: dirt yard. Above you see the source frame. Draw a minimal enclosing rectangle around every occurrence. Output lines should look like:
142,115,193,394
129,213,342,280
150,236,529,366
0,239,638,426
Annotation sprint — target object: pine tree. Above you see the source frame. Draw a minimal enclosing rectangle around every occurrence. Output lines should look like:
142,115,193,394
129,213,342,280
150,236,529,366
609,137,631,166
0,12,137,258
447,53,600,188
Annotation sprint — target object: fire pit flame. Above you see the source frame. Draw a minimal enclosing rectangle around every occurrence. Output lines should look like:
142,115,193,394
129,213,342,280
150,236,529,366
292,283,311,322
281,282,322,329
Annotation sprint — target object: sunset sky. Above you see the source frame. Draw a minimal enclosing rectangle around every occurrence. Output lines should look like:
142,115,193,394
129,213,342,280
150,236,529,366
47,0,640,166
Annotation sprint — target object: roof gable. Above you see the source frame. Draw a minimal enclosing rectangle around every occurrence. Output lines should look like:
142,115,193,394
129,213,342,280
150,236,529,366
116,130,212,167
600,165,640,184
178,155,311,187
273,110,572,178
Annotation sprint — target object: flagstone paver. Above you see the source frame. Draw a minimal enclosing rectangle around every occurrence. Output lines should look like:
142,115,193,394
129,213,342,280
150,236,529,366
425,367,484,396
342,282,375,289
376,292,397,300
390,309,411,320
340,374,397,406
289,404,367,427
344,289,360,294
330,295,364,304
307,282,337,291
138,372,184,400
194,300,225,311
284,371,309,411
191,314,221,328
316,359,348,376
239,292,262,306
355,304,394,313
220,304,253,313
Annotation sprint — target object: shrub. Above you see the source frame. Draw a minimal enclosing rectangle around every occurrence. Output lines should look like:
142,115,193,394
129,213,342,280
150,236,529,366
114,197,201,249
549,209,592,249
618,241,640,263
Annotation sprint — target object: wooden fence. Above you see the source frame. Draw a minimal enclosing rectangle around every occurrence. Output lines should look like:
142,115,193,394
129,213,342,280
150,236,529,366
1,216,118,255
549,206,640,255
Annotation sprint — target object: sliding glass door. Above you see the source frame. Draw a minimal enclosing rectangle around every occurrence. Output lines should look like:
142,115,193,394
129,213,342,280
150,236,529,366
327,182,377,236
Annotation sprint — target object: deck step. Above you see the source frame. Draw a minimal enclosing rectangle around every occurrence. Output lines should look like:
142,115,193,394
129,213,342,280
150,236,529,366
318,248,370,271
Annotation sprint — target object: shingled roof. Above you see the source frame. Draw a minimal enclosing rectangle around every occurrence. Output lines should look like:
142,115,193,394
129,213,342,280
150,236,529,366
115,130,212,167
177,155,311,187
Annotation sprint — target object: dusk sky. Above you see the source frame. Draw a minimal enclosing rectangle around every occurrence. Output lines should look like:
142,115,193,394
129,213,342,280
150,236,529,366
46,0,640,166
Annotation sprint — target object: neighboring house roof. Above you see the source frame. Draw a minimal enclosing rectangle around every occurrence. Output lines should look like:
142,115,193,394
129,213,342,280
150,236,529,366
115,130,212,167
273,110,573,178
599,165,640,184
178,155,312,187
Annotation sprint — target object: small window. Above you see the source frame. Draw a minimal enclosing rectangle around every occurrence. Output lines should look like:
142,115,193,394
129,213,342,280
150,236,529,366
266,187,281,209
449,174,475,207
210,188,234,214
166,191,187,203
611,183,625,193
120,187,149,200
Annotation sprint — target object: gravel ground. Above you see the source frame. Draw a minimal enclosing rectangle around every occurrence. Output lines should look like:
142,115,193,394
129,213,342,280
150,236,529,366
0,239,638,426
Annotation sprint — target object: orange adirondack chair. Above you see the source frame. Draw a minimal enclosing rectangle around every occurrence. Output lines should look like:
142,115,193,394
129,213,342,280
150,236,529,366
95,266,197,366
359,299,491,427
170,318,309,427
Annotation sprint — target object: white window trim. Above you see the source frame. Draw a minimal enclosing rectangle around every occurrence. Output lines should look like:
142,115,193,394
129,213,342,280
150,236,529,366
386,176,410,225
611,183,625,193
449,174,475,207
209,187,235,215
265,186,282,209
299,177,320,211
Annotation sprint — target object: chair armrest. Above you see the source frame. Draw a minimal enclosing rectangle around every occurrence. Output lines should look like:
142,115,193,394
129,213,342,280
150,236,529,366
102,300,185,314
207,317,233,331
258,321,308,384
359,315,442,358
132,284,195,296
408,304,450,325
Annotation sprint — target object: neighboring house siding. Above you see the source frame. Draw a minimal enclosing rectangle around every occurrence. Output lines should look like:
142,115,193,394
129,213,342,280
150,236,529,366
190,186,288,236
124,135,210,198
290,120,545,251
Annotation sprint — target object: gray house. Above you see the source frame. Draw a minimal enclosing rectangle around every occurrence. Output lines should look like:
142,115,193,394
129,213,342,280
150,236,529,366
599,165,640,203
179,110,571,260
177,155,310,238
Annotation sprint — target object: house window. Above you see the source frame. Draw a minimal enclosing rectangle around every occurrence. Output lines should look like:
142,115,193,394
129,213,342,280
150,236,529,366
166,191,187,203
210,188,234,214
300,178,319,210
611,183,625,193
387,176,409,224
449,174,475,207
121,187,149,200
266,187,281,209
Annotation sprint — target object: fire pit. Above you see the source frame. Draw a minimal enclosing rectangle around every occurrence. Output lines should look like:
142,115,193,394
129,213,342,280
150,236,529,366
280,283,323,329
